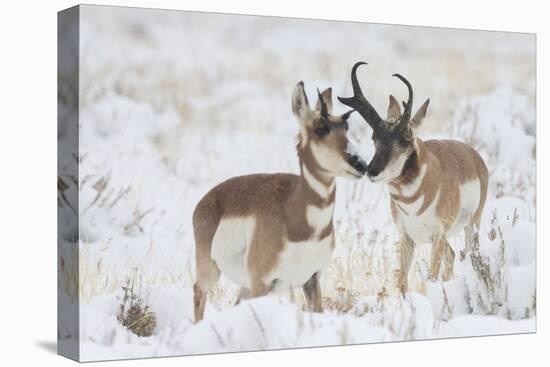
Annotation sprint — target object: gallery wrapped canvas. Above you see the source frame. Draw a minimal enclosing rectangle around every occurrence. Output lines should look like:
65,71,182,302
58,5,536,362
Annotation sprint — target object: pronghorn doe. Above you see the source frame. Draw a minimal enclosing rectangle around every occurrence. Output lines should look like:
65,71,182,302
339,62,489,293
192,82,367,322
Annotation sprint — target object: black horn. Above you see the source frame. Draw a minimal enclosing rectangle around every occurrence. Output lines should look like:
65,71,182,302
340,109,355,121
317,88,329,119
392,73,413,128
338,62,382,130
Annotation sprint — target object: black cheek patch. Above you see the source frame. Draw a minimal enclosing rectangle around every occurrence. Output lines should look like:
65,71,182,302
379,143,394,168
369,140,393,175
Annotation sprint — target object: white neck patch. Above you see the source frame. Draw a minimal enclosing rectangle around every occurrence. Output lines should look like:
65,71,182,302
306,203,335,235
302,163,335,199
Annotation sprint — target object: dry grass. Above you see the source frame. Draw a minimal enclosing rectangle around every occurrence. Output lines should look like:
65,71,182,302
66,8,535,335
117,278,157,337
469,210,507,315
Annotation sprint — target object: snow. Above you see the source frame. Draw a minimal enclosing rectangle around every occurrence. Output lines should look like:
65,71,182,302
57,5,535,361
437,315,535,338
425,278,471,321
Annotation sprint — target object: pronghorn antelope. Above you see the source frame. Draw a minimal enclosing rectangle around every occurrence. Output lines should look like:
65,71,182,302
338,62,489,293
192,82,367,322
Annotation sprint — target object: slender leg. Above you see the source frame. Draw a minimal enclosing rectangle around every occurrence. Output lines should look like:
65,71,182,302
250,278,269,298
461,221,477,261
303,272,323,312
193,283,207,323
399,234,416,295
429,234,448,281
442,241,455,281
235,287,251,305
193,257,220,323
192,205,222,323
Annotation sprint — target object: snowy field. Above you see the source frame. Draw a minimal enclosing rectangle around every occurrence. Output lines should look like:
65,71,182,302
57,5,536,361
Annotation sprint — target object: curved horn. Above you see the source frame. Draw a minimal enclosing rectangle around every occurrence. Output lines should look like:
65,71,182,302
317,88,329,119
392,73,413,127
338,62,382,129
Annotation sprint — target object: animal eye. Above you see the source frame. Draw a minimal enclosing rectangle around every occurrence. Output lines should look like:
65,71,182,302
398,137,409,147
314,125,330,137
398,131,412,146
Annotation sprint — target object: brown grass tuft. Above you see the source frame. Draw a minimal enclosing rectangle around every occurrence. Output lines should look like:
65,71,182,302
117,279,157,337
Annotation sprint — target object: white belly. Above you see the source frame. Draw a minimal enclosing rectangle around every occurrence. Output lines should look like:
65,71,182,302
395,179,481,243
393,184,442,244
266,235,334,290
210,216,256,289
210,216,334,291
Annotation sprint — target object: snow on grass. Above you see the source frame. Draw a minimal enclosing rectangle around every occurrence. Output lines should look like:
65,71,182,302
57,5,536,361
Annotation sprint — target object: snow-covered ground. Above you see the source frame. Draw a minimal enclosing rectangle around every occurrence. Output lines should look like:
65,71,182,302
57,5,536,361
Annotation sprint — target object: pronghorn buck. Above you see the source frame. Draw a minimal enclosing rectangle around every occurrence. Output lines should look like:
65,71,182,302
339,62,489,293
192,82,367,322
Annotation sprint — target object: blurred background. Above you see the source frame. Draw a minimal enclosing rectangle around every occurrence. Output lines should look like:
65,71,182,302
79,6,535,131
58,5,535,360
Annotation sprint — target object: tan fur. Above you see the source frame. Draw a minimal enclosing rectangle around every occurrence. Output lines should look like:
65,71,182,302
390,137,488,292
338,64,488,294
192,84,362,322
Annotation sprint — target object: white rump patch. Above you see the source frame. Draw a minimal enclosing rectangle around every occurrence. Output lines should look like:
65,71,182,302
448,178,482,236
211,216,257,289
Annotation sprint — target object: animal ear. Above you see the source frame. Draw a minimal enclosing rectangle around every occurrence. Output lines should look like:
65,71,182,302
292,81,311,121
387,94,401,122
315,87,333,114
410,98,430,128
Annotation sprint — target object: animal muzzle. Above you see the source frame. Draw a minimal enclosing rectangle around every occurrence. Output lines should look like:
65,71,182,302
347,154,368,176
366,165,380,179
366,153,388,180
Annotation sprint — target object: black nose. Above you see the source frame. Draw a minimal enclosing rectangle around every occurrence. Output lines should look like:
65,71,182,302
348,154,368,175
366,165,379,178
